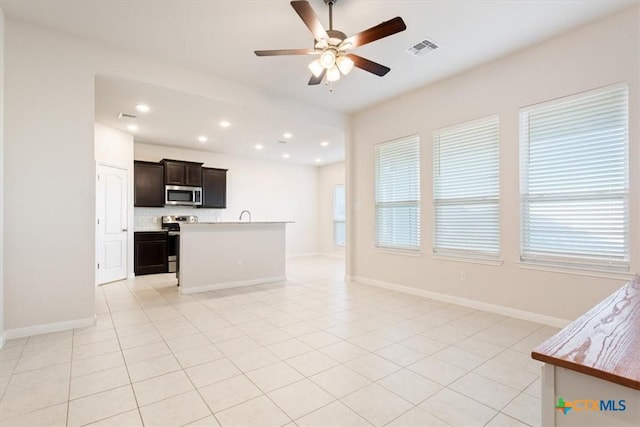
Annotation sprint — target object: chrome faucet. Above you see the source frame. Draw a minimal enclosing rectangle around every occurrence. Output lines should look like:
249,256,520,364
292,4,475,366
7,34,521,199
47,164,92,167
239,210,251,222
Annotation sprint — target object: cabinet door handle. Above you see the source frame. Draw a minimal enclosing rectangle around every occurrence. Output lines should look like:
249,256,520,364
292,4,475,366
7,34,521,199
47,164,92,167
122,228,128,232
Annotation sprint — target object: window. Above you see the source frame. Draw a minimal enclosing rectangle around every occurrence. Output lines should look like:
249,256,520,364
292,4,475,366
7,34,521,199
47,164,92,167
433,116,500,258
520,85,629,270
375,136,420,250
333,185,346,246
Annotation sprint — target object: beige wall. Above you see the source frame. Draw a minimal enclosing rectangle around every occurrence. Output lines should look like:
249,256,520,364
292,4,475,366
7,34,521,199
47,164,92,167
0,5,5,344
349,7,640,322
318,162,345,257
5,22,96,334
3,18,344,335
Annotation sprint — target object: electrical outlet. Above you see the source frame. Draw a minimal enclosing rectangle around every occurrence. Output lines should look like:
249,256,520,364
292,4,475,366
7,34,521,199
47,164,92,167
460,271,468,282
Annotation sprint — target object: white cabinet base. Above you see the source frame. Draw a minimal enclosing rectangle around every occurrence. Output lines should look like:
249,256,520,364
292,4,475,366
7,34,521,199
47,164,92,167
179,222,288,294
541,364,640,427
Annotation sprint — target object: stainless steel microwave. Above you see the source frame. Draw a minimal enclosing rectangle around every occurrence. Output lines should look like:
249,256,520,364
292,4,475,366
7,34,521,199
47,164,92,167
165,185,203,206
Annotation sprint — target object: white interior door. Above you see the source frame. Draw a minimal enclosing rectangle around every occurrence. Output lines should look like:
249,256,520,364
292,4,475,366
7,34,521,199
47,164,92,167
97,164,128,285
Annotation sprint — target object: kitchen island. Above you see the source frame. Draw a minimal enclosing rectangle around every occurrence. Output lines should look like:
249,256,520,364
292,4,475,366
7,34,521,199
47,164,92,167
178,221,291,294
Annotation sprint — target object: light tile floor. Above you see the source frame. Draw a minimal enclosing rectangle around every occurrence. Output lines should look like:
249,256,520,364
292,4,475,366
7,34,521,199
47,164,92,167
0,256,558,426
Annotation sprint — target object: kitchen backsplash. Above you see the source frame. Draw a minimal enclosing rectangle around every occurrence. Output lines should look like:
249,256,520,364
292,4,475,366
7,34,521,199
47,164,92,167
135,207,224,231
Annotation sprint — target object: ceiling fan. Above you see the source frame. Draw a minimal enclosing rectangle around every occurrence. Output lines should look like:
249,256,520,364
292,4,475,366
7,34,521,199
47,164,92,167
254,0,407,86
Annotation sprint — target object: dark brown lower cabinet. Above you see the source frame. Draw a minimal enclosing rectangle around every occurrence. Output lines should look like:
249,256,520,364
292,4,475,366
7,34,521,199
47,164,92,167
134,231,168,275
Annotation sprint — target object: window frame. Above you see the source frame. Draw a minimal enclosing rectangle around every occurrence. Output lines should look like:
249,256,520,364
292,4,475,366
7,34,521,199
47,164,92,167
519,83,630,272
374,135,421,252
432,115,501,260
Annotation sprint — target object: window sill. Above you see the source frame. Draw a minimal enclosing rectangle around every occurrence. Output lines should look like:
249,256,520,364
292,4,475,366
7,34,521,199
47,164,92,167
431,254,503,266
373,247,423,257
517,261,636,281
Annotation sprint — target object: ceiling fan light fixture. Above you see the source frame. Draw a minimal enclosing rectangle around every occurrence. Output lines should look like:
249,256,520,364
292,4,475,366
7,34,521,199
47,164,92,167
326,65,341,82
255,1,407,88
308,59,324,78
320,49,337,69
336,55,354,75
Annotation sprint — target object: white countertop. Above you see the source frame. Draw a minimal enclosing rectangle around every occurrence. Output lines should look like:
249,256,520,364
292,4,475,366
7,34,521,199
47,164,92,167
181,221,293,225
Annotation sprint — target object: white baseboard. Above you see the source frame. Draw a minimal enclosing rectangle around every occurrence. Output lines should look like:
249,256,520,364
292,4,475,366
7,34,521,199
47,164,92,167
319,252,346,260
352,276,571,328
3,316,97,341
286,252,322,259
287,252,345,260
180,276,287,294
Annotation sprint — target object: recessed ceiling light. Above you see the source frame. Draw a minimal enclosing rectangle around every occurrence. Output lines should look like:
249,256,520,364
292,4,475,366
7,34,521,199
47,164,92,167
135,104,150,113
198,136,208,143
315,158,322,163
254,144,264,150
220,120,231,128
283,132,293,139
320,141,329,147
127,124,138,131
282,153,290,159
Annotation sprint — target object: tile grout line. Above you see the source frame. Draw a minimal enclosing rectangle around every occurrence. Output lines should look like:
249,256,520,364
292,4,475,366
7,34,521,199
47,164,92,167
134,277,223,426
67,322,78,427
3,259,553,427
0,337,28,402
71,284,142,427
178,293,297,425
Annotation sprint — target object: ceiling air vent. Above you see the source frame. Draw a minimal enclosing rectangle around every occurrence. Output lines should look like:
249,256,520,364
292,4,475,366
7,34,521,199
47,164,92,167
406,38,439,57
118,112,137,119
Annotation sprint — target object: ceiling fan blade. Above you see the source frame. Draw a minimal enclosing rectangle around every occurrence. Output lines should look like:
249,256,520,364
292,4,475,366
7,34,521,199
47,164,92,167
342,17,406,49
308,70,326,85
254,49,316,56
291,1,329,41
347,54,390,76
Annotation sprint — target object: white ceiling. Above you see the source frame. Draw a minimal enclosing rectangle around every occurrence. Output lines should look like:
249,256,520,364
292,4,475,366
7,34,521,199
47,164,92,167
95,75,345,165
3,0,635,164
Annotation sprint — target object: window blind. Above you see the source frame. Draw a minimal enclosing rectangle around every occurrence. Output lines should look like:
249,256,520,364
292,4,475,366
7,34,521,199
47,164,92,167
375,136,420,250
433,116,500,257
520,85,629,270
333,185,346,246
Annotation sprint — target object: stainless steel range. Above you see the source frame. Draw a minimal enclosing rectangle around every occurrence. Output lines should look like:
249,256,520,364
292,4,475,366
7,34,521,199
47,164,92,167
161,215,198,274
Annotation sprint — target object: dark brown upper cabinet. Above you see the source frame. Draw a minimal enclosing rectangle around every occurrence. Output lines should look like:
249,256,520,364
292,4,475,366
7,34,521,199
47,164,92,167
134,161,165,207
162,159,203,187
201,167,227,208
